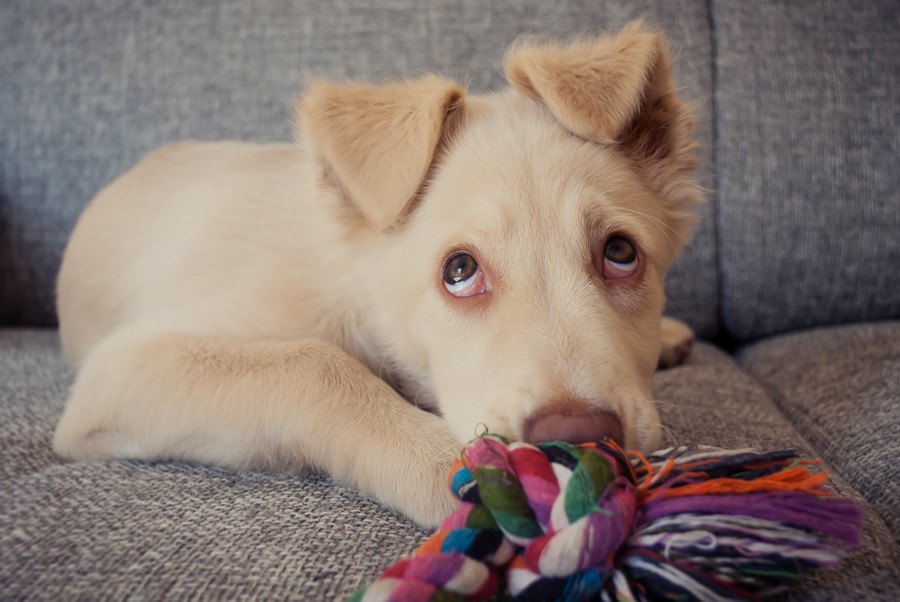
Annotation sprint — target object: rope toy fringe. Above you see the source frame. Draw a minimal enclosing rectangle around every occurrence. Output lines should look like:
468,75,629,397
351,434,862,601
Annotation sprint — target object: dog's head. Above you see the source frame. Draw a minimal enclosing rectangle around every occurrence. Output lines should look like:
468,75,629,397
298,23,702,452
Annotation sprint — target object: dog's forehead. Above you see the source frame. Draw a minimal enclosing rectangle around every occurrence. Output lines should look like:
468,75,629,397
422,92,653,240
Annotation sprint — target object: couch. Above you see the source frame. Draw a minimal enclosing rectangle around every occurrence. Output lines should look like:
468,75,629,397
1,0,897,599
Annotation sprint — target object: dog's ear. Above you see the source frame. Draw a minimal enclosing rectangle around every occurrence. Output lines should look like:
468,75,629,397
297,74,465,231
505,22,701,242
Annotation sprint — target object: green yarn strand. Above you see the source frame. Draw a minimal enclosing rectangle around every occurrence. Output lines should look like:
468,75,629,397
565,447,615,521
471,466,542,539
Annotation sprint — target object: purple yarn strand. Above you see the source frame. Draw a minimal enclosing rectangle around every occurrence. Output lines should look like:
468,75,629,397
637,492,863,546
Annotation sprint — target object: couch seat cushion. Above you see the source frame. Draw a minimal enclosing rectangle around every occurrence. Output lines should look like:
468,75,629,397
738,321,900,534
1,330,897,599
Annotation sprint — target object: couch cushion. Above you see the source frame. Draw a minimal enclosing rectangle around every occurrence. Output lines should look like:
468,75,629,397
0,329,431,599
712,0,900,341
737,321,900,535
2,330,898,599
0,0,719,336
656,343,900,598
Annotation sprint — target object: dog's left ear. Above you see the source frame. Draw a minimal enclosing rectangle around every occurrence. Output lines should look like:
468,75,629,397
505,23,702,245
298,74,465,231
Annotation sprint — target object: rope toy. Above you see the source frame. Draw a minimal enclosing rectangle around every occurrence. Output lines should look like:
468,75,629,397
351,434,863,601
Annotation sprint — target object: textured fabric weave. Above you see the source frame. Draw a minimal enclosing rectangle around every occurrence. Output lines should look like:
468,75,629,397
2,330,898,600
0,330,429,599
738,321,900,535
652,343,900,600
0,0,717,335
712,0,900,341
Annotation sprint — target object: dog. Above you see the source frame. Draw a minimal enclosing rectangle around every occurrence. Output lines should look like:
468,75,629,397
53,22,701,528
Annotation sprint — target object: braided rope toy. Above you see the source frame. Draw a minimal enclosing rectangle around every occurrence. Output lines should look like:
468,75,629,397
351,434,863,601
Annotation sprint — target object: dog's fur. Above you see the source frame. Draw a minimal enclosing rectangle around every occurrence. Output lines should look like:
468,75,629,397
54,23,701,527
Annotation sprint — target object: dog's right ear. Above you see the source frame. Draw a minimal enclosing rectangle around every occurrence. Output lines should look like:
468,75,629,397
504,23,702,250
297,75,465,231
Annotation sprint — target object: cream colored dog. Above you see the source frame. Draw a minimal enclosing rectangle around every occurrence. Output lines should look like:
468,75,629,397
54,23,701,527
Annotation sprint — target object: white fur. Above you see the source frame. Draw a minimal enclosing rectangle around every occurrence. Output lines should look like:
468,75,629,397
54,25,700,527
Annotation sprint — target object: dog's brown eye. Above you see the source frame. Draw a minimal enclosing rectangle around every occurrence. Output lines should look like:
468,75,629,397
602,236,640,280
443,252,487,297
604,237,636,265
444,253,478,285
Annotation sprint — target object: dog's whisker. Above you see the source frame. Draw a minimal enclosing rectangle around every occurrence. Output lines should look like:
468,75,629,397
658,423,679,446
615,205,688,250
377,353,390,381
613,205,693,316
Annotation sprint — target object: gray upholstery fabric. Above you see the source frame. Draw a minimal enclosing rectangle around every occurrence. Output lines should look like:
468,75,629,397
0,330,430,599
713,0,900,341
2,330,898,599
654,343,900,600
738,321,900,535
0,0,718,336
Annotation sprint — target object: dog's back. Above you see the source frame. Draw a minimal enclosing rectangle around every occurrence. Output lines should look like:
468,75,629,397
57,142,323,365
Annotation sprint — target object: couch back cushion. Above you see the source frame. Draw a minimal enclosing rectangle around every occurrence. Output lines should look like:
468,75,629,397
0,0,718,335
714,0,899,341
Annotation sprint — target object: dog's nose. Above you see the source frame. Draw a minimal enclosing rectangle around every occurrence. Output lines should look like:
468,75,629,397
523,402,623,445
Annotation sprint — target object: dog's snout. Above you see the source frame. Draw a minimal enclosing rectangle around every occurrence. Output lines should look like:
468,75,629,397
523,401,623,445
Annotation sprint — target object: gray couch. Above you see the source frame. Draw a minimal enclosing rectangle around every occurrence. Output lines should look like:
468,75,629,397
2,1,898,599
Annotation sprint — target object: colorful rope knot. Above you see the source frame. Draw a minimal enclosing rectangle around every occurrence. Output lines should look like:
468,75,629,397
351,434,863,602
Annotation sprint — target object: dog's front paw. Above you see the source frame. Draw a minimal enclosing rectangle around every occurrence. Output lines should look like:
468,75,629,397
398,435,462,529
406,460,460,529
659,316,694,368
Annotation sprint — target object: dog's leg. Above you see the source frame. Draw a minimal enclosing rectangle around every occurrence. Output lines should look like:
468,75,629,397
659,316,694,368
54,327,460,527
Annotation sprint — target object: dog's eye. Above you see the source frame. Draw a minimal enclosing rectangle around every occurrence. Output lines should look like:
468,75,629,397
443,252,487,297
602,236,639,279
